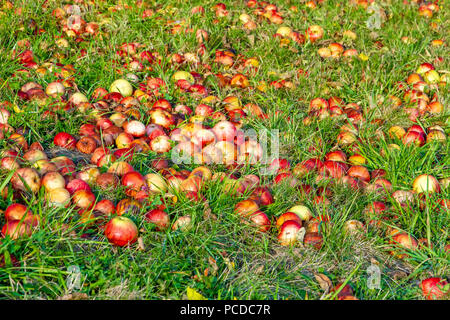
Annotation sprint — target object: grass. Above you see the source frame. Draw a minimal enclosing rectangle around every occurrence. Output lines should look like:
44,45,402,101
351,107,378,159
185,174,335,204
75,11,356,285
0,0,449,300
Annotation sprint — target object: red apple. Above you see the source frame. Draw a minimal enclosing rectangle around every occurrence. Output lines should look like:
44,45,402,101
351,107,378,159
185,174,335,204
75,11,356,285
278,220,303,246
144,209,170,231
11,167,41,193
1,220,33,239
420,277,449,300
412,174,440,194
54,132,77,150
66,178,91,194
104,216,138,246
72,189,96,209
212,120,236,142
121,171,147,197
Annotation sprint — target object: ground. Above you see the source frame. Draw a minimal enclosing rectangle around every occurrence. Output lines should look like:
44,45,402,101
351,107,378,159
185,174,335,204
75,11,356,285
0,0,448,300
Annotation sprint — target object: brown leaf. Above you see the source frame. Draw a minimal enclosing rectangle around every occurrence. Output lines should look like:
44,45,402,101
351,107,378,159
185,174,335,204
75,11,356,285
137,237,145,251
58,292,88,300
314,273,333,294
203,201,217,220
208,256,219,275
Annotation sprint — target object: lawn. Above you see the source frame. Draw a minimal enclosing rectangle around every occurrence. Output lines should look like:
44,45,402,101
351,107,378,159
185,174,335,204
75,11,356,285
0,0,448,300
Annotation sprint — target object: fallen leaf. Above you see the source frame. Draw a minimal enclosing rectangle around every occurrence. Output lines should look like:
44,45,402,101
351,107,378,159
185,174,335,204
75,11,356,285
208,256,219,275
186,287,207,300
137,237,145,251
314,273,333,294
58,292,88,300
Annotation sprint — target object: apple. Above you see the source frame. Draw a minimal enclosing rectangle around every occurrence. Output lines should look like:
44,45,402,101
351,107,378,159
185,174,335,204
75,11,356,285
215,141,237,165
390,232,418,257
276,212,302,229
121,171,147,197
172,215,192,231
1,157,20,170
116,198,142,216
115,132,134,149
347,165,370,183
91,147,110,165
412,174,440,194
287,205,313,221
107,159,135,177
0,108,10,124
72,190,96,209
249,186,274,206
104,216,138,246
45,81,65,97
53,132,77,150
32,159,57,175
150,135,172,153
68,92,88,105
75,136,97,154
144,173,168,194
1,220,33,239
94,199,116,216
402,131,425,146
79,123,97,137
306,25,324,43
144,209,170,231
247,210,271,232
234,199,259,216
66,178,91,194
149,109,175,129
278,220,303,246
97,154,117,168
124,120,146,137
420,277,449,300
4,203,32,221
343,220,365,234
191,128,216,148
304,232,323,249
11,167,41,193
76,166,100,185
41,171,66,191
212,120,237,142
47,187,71,207
325,150,347,163
391,190,414,207
22,149,47,164
96,118,114,130
109,79,133,97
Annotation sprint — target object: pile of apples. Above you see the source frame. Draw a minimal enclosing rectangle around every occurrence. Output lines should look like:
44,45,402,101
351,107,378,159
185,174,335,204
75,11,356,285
0,0,448,300
392,62,446,122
